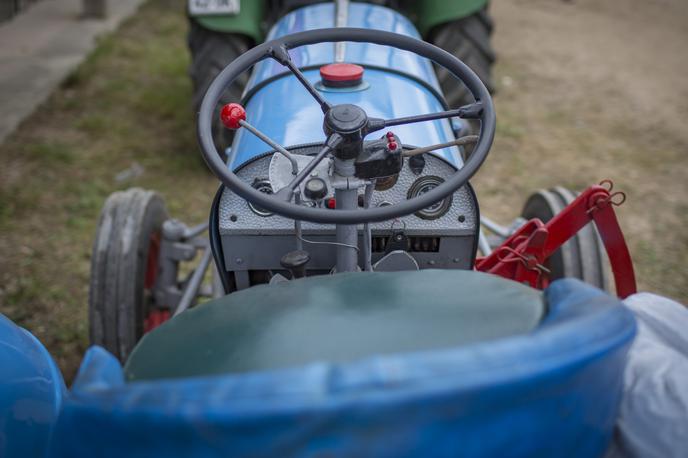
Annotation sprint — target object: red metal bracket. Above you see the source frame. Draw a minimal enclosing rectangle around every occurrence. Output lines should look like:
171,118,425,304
476,181,637,298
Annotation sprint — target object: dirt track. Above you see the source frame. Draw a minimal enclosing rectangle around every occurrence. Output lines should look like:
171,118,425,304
479,0,688,300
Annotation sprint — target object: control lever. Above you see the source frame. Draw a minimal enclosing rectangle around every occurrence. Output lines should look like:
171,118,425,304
280,250,310,279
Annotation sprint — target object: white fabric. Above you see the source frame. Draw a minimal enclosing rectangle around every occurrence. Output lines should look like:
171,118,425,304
607,293,688,458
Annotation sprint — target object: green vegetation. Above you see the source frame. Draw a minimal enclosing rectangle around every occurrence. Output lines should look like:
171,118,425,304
0,0,216,380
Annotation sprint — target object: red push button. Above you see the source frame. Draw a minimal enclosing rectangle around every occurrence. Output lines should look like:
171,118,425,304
320,63,364,88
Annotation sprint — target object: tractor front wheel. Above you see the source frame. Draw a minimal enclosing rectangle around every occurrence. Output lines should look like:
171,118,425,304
89,188,169,362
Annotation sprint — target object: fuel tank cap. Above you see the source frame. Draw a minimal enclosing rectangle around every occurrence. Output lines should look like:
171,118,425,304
320,63,364,88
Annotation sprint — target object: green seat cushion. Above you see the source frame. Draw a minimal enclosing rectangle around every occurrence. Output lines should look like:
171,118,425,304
125,270,545,381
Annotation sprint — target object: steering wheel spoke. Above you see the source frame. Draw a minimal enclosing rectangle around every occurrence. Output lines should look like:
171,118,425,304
269,45,332,113
279,133,343,197
366,102,484,134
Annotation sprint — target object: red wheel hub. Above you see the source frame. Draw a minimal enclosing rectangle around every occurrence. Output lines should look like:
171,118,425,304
143,231,169,333
145,310,170,333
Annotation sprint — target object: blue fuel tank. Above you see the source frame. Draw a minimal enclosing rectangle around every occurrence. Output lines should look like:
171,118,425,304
229,2,462,168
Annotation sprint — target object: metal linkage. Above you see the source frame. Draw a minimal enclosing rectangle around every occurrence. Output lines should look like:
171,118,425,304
154,220,221,318
173,247,213,317
475,181,637,298
269,45,332,113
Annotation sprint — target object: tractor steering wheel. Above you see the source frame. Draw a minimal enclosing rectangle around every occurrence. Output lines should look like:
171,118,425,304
197,27,495,225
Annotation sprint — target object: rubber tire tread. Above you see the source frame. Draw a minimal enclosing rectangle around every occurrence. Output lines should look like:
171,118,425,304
430,6,496,108
188,19,250,154
89,188,168,362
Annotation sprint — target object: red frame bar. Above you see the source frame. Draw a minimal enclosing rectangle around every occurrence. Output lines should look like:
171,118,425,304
476,184,637,298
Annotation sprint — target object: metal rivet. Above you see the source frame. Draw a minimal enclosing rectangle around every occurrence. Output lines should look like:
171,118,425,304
458,215,466,223
230,214,238,222
428,260,436,266
453,258,460,263
235,258,243,265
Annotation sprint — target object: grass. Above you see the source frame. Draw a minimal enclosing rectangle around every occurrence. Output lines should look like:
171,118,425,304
0,0,686,383
0,0,216,381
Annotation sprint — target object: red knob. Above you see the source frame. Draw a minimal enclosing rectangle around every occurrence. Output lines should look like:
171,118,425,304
388,141,398,151
220,103,246,130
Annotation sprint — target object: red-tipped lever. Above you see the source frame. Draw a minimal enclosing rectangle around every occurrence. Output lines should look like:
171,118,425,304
220,103,246,130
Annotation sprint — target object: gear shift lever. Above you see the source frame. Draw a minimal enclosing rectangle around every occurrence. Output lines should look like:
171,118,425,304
280,250,310,279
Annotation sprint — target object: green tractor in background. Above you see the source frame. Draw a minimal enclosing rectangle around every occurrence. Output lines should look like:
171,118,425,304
187,0,494,152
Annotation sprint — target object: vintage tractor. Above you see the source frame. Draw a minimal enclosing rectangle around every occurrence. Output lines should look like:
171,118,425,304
1,1,644,456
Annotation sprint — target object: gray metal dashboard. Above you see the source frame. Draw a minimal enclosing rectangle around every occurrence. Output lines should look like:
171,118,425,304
217,143,479,287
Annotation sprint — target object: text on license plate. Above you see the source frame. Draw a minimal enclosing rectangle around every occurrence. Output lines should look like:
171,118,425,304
188,0,240,16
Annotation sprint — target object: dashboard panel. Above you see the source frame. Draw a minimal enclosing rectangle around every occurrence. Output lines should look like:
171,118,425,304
217,143,479,287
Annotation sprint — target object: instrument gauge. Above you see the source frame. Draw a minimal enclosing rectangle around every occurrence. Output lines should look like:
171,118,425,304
407,176,453,220
247,178,274,217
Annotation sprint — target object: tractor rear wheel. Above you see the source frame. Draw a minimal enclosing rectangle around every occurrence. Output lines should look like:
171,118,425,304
188,20,250,158
430,6,496,108
89,188,169,362
521,187,607,290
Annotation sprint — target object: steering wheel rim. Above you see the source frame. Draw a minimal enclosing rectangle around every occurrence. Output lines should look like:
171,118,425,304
198,27,495,225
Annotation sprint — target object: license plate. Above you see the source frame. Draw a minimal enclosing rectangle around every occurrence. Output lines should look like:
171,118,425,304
188,0,240,16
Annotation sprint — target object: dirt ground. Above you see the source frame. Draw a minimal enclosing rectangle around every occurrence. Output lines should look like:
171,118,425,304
0,0,686,381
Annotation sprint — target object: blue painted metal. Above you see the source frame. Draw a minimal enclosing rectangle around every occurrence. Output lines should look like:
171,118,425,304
249,3,441,90
48,279,635,457
229,3,463,169
0,314,65,458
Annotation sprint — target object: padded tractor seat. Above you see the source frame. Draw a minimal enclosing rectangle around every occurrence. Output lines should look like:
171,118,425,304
53,274,636,456
126,270,545,380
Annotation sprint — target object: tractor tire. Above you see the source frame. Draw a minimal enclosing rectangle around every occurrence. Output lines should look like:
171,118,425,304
89,188,169,362
188,20,251,157
521,188,607,290
430,6,496,108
